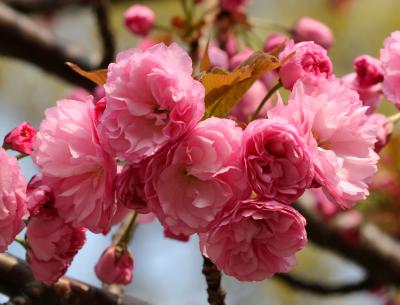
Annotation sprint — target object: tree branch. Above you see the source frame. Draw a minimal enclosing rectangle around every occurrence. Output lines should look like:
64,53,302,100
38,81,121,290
295,201,400,285
0,253,151,305
276,274,377,295
202,256,226,305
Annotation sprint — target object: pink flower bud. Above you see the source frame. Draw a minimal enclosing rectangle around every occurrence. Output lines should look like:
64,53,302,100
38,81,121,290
263,33,287,52
163,228,190,242
94,97,106,125
4,122,36,154
124,4,155,36
353,55,383,87
208,44,229,69
292,17,334,49
219,0,249,12
95,246,134,285
229,48,252,70
279,40,333,90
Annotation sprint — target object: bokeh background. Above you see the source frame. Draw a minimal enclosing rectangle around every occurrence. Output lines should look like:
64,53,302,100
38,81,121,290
1,0,400,304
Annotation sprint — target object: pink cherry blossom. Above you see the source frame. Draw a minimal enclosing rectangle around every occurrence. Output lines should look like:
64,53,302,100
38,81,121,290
243,117,314,203
116,161,149,213
229,80,268,123
292,17,334,49
263,33,287,52
229,48,252,70
4,122,36,154
354,55,383,87
208,44,229,69
341,73,382,114
26,175,53,217
145,118,250,236
201,199,307,281
27,212,86,284
310,188,339,219
95,246,134,285
269,78,379,208
124,4,155,36
380,31,400,108
365,113,393,153
0,148,27,253
163,228,190,242
99,43,205,163
32,97,117,233
279,40,333,90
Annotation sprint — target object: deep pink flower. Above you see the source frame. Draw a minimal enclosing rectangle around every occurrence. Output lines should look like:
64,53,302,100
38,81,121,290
201,199,307,281
269,78,379,208
0,148,27,253
145,118,250,235
4,122,36,154
229,81,268,123
124,4,155,36
163,228,190,242
27,213,86,284
99,43,205,163
354,55,384,87
263,33,287,52
341,73,382,114
220,0,249,12
243,117,314,203
32,97,117,233
380,31,400,108
292,17,334,49
26,175,53,217
279,40,333,90
95,246,134,285
116,161,149,213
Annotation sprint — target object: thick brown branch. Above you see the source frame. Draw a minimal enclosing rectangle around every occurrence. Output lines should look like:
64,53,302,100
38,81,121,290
295,201,400,285
0,253,151,305
0,2,96,89
92,0,115,67
202,256,226,305
1,0,93,13
276,274,377,295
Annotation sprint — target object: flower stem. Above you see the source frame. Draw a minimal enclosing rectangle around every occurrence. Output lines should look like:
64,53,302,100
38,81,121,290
118,212,137,249
202,256,226,305
14,237,27,249
16,153,28,160
388,112,400,124
251,82,282,121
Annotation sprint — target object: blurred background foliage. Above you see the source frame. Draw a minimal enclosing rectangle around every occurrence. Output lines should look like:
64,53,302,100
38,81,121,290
1,0,400,304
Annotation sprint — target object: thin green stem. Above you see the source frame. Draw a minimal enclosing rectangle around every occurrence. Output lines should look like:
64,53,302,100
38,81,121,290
118,212,137,249
251,82,282,121
14,237,27,249
248,17,291,33
388,112,400,124
16,153,28,160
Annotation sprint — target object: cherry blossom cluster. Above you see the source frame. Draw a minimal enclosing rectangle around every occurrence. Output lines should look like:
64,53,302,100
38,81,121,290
1,0,400,289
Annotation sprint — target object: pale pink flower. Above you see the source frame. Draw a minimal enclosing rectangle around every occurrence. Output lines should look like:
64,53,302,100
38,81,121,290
229,80,268,123
264,33,287,52
32,97,117,233
201,199,307,281
145,118,250,235
380,31,400,108
64,88,90,101
95,246,134,285
124,4,155,36
220,0,249,11
292,17,334,49
99,43,205,163
269,78,379,208
208,44,229,69
116,161,149,213
27,213,86,284
0,148,27,252
279,40,333,90
243,117,314,203
138,38,158,50
364,113,393,153
4,122,36,154
229,48,252,70
341,73,382,114
310,188,339,219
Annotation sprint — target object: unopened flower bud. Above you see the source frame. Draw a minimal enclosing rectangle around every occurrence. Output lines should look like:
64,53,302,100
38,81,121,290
292,17,334,49
4,122,36,154
124,4,155,36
